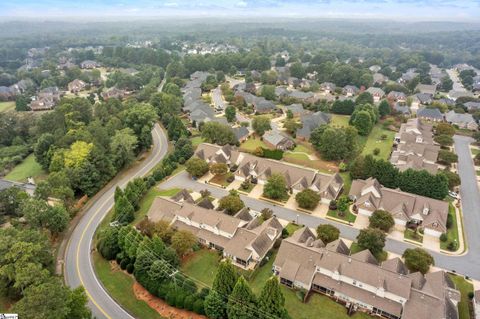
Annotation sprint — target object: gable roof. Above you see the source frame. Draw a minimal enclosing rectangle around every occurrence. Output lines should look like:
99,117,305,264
417,107,443,120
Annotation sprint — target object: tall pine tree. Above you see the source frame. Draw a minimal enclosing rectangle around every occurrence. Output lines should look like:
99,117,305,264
205,259,238,318
258,276,289,319
227,276,257,319
204,290,225,319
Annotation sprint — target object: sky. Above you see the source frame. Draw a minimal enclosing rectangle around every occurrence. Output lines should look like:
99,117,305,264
1,0,480,21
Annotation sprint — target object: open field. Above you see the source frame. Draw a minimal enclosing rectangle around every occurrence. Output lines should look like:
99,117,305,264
5,154,46,182
360,125,396,160
0,101,15,113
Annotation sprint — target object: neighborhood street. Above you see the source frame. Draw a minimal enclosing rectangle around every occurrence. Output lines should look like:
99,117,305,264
162,155,480,279
64,124,169,319
212,86,226,111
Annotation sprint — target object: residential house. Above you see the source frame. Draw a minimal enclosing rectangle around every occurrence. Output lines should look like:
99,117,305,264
274,226,460,319
448,89,474,100
101,87,126,101
391,118,440,174
409,95,421,114
349,178,448,237
373,73,387,84
320,82,336,94
287,90,315,103
438,98,455,108
445,111,478,130
369,65,381,73
393,103,411,116
275,87,289,99
285,103,307,117
231,126,250,143
464,101,480,111
9,79,34,95
0,179,36,196
417,107,444,122
263,130,295,151
387,91,407,103
30,87,61,111
253,98,277,114
0,86,14,100
68,79,87,93
195,143,343,203
80,60,100,69
415,93,433,105
288,77,301,88
415,84,437,96
366,87,385,102
398,70,419,84
343,85,359,97
147,196,283,269
296,111,331,141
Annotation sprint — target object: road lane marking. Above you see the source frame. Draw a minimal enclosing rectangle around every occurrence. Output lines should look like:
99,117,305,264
73,126,166,319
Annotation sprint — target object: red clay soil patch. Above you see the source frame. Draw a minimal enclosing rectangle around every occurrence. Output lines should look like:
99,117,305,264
133,282,207,319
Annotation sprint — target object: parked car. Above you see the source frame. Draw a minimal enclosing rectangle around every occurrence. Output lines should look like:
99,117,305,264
448,191,459,199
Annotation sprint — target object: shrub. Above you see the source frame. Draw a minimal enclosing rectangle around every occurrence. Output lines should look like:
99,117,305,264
446,213,453,229
226,175,235,183
184,295,195,311
165,290,176,306
175,293,186,309
338,162,347,172
262,148,284,160
447,241,457,251
440,233,448,242
373,148,380,156
468,291,475,300
120,259,129,270
193,298,205,315
126,263,134,274
329,200,337,210
241,180,251,190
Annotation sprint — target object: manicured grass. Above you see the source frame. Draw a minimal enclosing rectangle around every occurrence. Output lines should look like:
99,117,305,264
191,136,205,147
404,228,423,243
5,154,46,182
292,144,312,154
238,182,255,193
0,101,15,113
209,173,234,187
471,148,480,156
477,171,480,176
157,188,181,197
133,187,164,224
441,204,459,251
350,243,388,263
181,249,220,287
449,274,474,319
284,152,310,161
331,114,350,127
339,172,352,194
93,252,164,319
327,209,357,223
240,137,269,152
360,125,395,160
285,223,302,236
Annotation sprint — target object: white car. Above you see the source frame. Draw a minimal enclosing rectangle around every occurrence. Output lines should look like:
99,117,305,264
448,191,459,199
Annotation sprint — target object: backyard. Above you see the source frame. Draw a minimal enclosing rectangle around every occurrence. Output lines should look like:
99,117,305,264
239,136,269,152
360,124,396,160
190,135,205,147
181,249,221,287
331,114,350,127
4,154,46,182
449,274,474,319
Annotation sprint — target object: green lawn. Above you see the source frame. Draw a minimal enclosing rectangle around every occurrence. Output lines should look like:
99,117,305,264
284,152,310,161
191,136,205,147
133,187,166,224
285,223,302,236
441,204,460,251
471,148,480,156
327,209,357,223
209,173,234,187
449,274,474,319
0,101,15,113
157,188,181,197
240,137,269,152
181,249,220,287
339,172,352,194
5,154,46,182
292,144,312,154
93,252,164,319
404,229,423,243
331,114,350,127
360,125,395,160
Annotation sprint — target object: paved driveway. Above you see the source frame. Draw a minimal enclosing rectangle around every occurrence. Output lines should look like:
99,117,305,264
163,164,480,279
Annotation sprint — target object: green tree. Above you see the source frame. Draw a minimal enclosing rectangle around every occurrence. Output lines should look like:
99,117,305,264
356,92,374,105
219,191,245,215
185,157,209,178
113,195,135,224
97,226,120,260
263,174,288,200
122,103,157,149
352,110,373,136
170,230,197,256
227,276,257,319
210,163,228,176
438,150,458,166
204,290,225,319
201,122,237,145
295,189,320,210
316,224,340,244
336,195,350,212
284,118,300,135
378,100,391,117
310,125,357,161
369,210,395,232
225,105,236,122
402,248,434,274
34,133,56,170
436,123,455,136
110,128,138,170
66,286,92,319
261,85,276,101
15,95,30,111
434,134,453,147
289,62,306,79
258,276,288,319
442,170,461,190
252,116,271,136
212,259,238,297
356,227,386,256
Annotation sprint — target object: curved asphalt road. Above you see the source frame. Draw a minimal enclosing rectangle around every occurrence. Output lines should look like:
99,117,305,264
64,124,168,319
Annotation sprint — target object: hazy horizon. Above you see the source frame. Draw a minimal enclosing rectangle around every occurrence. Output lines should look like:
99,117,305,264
2,0,480,22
